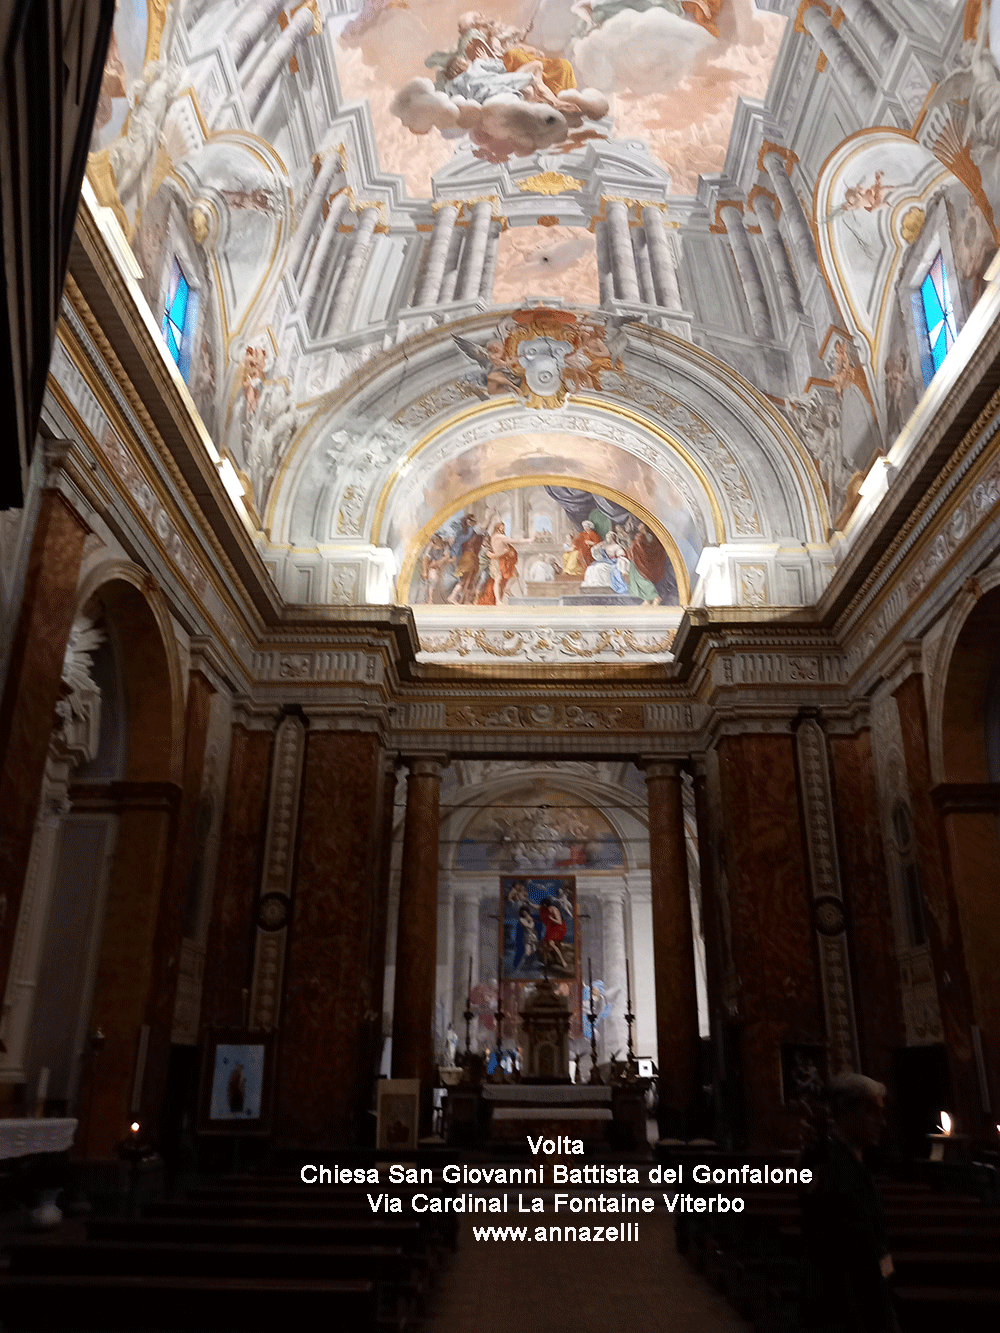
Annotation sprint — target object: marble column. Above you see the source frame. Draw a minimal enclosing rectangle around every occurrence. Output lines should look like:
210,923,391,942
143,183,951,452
201,722,274,1030
596,221,615,308
228,0,286,69
761,151,819,278
642,206,683,311
893,674,980,1135
606,200,640,303
289,152,344,283
0,485,88,1001
754,193,803,323
437,227,464,303
244,3,321,121
455,200,493,302
602,887,630,1061
690,763,724,1038
452,891,480,1040
634,233,657,306
479,221,501,302
278,731,389,1144
328,206,379,335
77,782,179,1160
715,732,824,1148
392,758,446,1117
839,0,898,65
801,4,876,106
720,203,774,340
644,760,701,1131
413,204,458,307
0,762,72,1078
298,191,349,325
828,729,905,1089
139,671,215,1129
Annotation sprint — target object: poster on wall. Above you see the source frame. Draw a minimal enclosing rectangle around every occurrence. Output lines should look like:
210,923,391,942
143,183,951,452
196,1029,277,1135
500,876,578,985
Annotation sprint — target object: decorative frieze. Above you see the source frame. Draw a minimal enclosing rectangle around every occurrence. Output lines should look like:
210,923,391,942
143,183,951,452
446,702,645,731
715,651,845,687
98,426,209,600
251,650,381,684
418,625,675,665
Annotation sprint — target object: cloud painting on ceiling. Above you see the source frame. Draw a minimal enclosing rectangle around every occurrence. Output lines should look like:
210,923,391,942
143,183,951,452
406,484,681,607
337,0,785,194
456,790,625,873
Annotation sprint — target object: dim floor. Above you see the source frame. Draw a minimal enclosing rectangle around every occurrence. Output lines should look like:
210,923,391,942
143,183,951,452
427,1206,750,1333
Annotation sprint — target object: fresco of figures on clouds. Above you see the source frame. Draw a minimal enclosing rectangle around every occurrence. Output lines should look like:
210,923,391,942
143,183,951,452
91,0,153,152
408,485,680,607
457,790,624,873
336,1,785,195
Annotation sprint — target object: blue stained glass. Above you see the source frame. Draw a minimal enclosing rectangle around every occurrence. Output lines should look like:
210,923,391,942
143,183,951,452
915,253,958,387
161,259,197,382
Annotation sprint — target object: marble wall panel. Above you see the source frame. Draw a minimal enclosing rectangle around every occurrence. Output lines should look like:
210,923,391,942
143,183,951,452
276,731,385,1145
829,731,905,1088
894,674,980,1133
0,492,88,998
717,732,824,1149
200,727,273,1030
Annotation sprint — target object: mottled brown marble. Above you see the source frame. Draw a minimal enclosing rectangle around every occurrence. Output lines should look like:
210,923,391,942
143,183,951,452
140,671,214,1121
717,733,823,1149
200,726,272,1030
692,771,725,1041
646,763,701,1125
276,731,387,1145
391,760,444,1118
829,732,905,1089
894,675,980,1133
0,491,88,997
73,786,179,1159
942,809,1000,1115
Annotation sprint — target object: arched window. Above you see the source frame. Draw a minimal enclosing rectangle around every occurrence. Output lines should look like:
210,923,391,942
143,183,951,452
912,252,957,387
161,258,199,381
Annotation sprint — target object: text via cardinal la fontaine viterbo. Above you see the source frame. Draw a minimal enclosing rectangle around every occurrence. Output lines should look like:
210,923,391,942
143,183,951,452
298,1135,812,1237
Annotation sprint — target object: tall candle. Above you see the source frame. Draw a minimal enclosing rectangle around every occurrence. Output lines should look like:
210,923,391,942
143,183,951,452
467,954,473,999
625,956,632,1008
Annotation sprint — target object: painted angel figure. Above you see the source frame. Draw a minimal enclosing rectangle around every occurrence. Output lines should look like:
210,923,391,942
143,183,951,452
452,334,520,398
932,2,1000,156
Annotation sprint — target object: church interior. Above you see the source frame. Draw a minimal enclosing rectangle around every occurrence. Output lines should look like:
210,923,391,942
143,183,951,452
2,0,1000,1328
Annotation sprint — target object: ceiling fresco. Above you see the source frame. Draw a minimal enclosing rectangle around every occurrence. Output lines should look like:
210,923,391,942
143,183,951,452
338,0,785,195
78,2,1000,665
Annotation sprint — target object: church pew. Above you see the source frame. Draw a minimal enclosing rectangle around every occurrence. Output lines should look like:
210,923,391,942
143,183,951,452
5,1239,431,1319
0,1274,380,1332
88,1214,430,1252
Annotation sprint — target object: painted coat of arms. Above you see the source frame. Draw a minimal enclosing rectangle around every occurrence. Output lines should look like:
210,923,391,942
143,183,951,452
454,307,635,408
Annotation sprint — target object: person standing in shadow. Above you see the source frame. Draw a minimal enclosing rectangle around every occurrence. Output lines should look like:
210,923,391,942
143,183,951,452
799,1073,901,1333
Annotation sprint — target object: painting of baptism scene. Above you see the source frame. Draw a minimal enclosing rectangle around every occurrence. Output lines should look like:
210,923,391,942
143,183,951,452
408,485,680,607
500,877,578,983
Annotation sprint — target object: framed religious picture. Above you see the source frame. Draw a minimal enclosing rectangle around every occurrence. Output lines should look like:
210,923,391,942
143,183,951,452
500,876,578,985
196,1028,277,1135
779,1042,828,1106
376,1079,420,1151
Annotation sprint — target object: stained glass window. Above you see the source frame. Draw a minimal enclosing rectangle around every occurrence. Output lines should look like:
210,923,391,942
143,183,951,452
161,259,199,381
913,252,957,387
